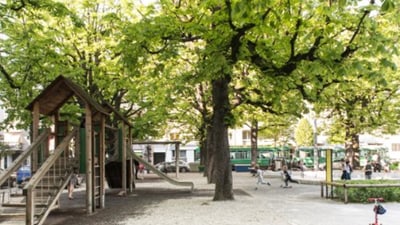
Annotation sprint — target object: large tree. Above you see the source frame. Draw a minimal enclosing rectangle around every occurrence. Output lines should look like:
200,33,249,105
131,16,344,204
121,0,398,201
0,0,172,140
1,0,398,202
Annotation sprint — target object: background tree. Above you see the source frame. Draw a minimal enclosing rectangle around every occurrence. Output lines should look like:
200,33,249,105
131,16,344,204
311,3,400,168
294,118,314,147
0,0,172,140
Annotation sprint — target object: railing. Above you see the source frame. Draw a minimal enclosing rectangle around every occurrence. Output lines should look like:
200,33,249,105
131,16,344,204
320,181,400,203
127,151,194,192
24,127,78,225
0,130,49,188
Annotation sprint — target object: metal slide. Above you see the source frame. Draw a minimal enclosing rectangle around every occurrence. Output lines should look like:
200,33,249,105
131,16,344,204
129,152,194,192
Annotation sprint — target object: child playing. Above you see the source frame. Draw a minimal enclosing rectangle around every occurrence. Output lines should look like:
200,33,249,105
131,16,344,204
281,165,299,188
255,165,271,190
68,167,79,199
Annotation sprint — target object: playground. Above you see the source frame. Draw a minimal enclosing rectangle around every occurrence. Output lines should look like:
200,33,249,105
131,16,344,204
41,171,400,225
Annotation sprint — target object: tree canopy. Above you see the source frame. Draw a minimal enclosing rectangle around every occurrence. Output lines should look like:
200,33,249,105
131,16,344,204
0,0,399,200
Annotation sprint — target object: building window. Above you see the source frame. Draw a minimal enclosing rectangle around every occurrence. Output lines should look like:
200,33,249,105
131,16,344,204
172,150,187,161
242,130,251,146
392,143,400,152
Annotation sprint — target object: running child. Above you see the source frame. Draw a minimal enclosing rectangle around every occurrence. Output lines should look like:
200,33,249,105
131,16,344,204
281,165,299,188
255,164,271,190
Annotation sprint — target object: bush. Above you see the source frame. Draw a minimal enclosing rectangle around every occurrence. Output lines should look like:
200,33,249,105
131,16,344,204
389,161,399,171
333,180,400,203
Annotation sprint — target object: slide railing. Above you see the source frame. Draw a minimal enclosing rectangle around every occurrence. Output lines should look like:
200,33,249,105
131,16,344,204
128,151,194,192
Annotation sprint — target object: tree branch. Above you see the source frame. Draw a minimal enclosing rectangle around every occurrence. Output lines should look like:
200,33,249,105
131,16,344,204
0,64,20,89
337,10,370,61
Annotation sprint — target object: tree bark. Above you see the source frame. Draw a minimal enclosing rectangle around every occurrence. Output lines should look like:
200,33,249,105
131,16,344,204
345,122,360,168
211,77,234,201
206,123,215,183
250,120,258,167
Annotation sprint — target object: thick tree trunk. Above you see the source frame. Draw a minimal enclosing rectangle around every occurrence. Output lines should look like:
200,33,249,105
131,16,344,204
199,138,207,176
345,122,360,168
206,124,215,183
211,77,234,201
198,83,212,178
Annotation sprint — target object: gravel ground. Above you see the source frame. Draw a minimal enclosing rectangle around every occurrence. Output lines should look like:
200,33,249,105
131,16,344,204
45,172,290,225
43,171,400,225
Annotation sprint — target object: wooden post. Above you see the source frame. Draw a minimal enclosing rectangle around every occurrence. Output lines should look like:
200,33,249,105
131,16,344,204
25,189,34,225
32,102,40,172
320,182,324,198
121,123,127,195
99,115,105,208
128,128,133,192
344,184,348,204
85,106,93,214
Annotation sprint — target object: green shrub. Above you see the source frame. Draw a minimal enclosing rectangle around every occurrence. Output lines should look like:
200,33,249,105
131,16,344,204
333,180,400,203
389,161,399,171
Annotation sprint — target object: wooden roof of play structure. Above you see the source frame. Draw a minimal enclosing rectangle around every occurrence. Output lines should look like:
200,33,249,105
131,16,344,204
26,75,109,117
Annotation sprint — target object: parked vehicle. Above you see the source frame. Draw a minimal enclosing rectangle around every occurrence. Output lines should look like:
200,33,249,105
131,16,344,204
0,169,16,188
16,166,31,185
156,160,191,173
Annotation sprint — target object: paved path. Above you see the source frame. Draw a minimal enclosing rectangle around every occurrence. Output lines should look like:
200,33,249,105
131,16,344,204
44,170,400,225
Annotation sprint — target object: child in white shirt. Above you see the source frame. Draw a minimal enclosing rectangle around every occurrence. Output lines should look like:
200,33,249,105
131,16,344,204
255,165,271,190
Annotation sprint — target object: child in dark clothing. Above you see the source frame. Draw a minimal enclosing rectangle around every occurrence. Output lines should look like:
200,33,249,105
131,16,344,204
281,165,299,188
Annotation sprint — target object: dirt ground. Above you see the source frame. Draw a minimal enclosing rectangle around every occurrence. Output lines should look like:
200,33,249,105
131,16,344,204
44,171,400,225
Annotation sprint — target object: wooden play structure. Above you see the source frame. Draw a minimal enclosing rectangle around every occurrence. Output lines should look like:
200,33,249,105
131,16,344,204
0,75,193,225
0,75,135,224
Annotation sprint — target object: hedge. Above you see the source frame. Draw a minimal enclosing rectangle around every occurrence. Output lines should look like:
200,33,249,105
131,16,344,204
333,180,400,203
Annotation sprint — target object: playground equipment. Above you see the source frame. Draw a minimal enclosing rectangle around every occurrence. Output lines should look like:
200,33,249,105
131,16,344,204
368,197,386,225
0,75,193,225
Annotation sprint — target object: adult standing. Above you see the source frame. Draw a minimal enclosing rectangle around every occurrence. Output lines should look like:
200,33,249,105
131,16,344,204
134,160,140,179
364,160,373,179
341,160,352,180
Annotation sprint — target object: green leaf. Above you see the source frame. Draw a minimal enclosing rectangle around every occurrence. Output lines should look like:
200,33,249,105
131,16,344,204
381,0,395,12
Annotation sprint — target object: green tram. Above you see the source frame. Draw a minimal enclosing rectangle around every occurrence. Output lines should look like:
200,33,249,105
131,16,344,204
229,146,291,170
296,146,388,169
195,146,292,170
296,146,345,169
